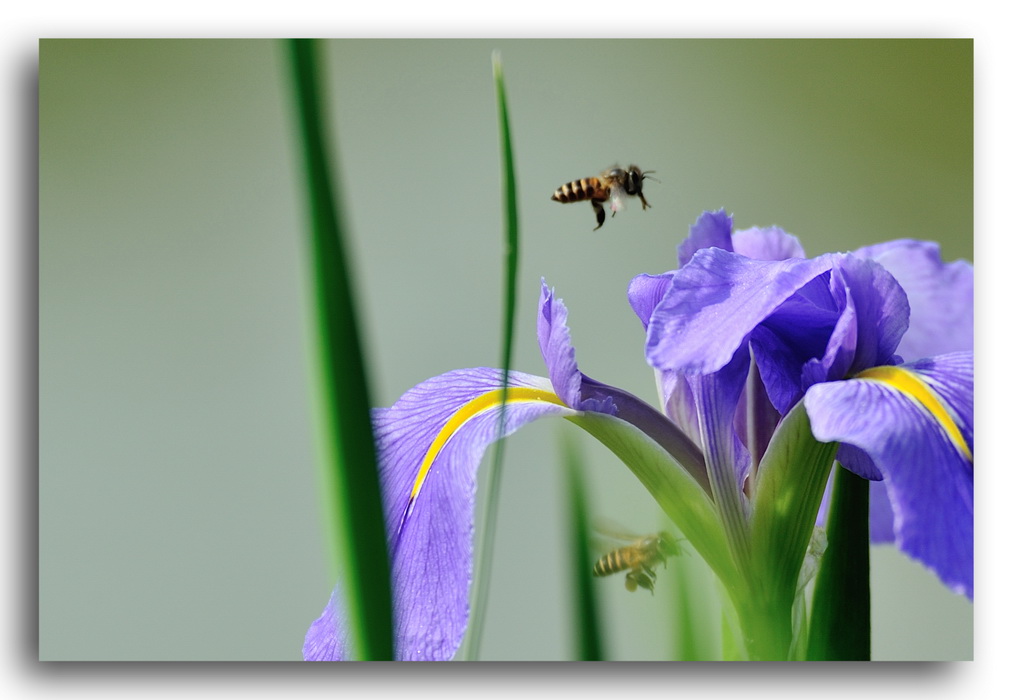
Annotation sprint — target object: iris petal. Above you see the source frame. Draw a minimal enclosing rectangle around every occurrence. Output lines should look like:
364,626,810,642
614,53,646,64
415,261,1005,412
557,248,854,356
627,273,700,445
828,255,910,373
731,225,806,261
855,240,973,360
304,368,574,660
804,357,973,598
677,208,734,266
869,479,896,542
537,280,583,409
906,352,974,453
627,273,673,331
688,343,753,551
646,248,834,375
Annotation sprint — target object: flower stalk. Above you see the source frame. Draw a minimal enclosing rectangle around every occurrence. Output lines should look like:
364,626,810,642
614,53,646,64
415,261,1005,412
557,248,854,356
807,466,871,660
287,38,393,661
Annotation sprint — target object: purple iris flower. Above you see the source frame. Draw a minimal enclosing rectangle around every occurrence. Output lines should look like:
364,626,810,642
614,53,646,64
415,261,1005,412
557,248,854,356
304,209,972,661
305,282,708,660
633,209,973,598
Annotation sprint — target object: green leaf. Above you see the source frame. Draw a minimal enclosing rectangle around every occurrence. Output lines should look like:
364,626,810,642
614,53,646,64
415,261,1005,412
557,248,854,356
746,401,838,659
285,39,393,660
566,411,736,591
561,429,605,660
463,51,521,660
806,465,871,660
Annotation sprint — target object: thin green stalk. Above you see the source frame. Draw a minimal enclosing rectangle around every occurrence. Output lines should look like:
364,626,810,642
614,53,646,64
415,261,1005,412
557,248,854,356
286,39,393,660
807,465,871,660
561,430,605,660
463,51,520,661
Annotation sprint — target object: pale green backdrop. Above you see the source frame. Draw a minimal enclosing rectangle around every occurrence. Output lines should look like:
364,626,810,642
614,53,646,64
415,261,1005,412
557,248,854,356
39,39,972,660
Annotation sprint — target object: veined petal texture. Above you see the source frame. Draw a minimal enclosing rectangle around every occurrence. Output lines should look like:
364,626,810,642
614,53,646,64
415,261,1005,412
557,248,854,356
537,279,584,410
804,352,973,598
305,368,573,660
645,248,834,375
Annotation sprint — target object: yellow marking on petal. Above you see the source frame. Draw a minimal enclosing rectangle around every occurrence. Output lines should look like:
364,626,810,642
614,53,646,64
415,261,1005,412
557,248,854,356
857,365,971,462
408,386,567,503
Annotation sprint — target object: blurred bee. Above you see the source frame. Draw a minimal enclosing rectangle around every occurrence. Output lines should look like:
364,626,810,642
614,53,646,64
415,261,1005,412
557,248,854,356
592,530,682,594
551,164,656,230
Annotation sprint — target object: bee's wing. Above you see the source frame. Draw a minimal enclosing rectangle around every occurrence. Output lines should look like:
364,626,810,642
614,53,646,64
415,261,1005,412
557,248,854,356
592,517,647,546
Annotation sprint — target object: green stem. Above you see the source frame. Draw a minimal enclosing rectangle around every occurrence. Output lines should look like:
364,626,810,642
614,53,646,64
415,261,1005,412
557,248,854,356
743,402,839,660
462,51,520,661
735,594,795,661
286,39,393,661
807,466,871,660
561,431,604,660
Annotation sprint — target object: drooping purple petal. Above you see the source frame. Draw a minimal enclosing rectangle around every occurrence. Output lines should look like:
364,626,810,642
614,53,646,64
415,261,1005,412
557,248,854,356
304,585,350,661
677,208,734,266
304,368,574,660
855,240,973,360
804,356,973,598
868,480,896,543
854,256,970,552
906,352,974,454
386,394,572,659
835,443,884,481
646,248,835,375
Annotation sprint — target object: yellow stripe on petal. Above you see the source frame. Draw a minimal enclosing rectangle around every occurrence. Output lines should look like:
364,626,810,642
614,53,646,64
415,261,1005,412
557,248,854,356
857,365,972,462
408,386,567,503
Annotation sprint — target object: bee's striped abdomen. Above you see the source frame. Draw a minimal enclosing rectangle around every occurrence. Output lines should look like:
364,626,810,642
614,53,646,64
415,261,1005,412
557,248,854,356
592,548,629,577
552,177,607,204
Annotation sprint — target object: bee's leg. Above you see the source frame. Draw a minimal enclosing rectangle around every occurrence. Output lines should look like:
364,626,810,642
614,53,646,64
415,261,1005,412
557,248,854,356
638,193,651,210
626,569,656,594
591,200,606,230
645,567,658,594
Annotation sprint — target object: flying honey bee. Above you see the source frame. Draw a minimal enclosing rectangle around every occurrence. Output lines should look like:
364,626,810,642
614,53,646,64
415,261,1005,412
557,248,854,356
551,164,656,230
592,530,682,594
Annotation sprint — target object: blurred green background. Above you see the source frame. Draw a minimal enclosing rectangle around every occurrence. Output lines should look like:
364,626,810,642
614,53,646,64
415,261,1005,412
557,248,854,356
39,39,972,661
